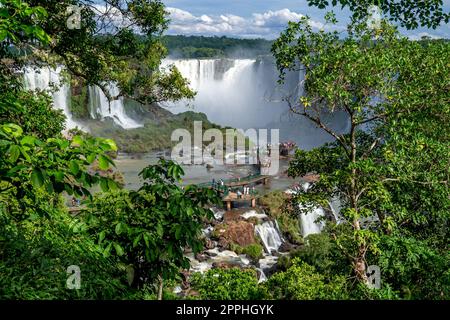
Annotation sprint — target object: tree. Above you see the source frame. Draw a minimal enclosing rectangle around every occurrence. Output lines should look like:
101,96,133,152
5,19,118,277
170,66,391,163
1,0,194,109
83,159,220,299
306,0,449,29
272,16,449,292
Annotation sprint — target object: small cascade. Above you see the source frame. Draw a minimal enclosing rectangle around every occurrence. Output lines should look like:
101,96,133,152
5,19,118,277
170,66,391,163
257,268,268,283
328,197,344,224
88,84,142,129
255,220,283,254
23,66,82,130
299,206,326,238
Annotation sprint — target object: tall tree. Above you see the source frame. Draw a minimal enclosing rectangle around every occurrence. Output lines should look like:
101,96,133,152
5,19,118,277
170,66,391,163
0,0,194,110
272,16,449,289
307,0,449,29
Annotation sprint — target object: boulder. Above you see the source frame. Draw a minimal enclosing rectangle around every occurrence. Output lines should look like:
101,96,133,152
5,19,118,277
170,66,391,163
205,238,216,250
195,253,209,262
222,221,256,247
224,210,243,222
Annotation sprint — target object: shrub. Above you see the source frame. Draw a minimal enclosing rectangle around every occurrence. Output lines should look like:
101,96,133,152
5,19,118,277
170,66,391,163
190,268,267,300
264,258,349,300
242,243,263,261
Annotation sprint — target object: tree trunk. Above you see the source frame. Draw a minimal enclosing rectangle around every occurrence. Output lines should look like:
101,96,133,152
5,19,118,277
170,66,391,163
349,121,369,284
157,275,164,300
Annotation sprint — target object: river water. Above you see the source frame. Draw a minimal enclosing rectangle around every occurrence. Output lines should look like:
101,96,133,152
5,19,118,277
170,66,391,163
114,151,296,194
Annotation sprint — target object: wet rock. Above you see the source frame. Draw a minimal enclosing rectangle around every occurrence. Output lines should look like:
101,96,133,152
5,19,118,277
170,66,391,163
278,242,295,253
205,238,215,250
218,237,230,249
212,261,241,269
206,249,218,257
195,253,208,262
222,221,256,247
224,210,243,222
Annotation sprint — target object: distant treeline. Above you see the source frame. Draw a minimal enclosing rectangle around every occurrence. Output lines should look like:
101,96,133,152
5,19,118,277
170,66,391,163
162,35,273,59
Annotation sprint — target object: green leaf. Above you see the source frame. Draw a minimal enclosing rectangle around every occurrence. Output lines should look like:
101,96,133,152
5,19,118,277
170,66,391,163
100,179,109,192
19,147,31,162
87,153,96,164
113,243,124,256
98,155,110,170
20,136,36,146
54,171,65,182
0,29,8,42
156,224,164,237
69,160,80,175
133,235,141,248
100,139,118,152
31,169,44,188
115,223,123,235
103,242,112,258
107,179,117,191
72,135,83,146
8,145,20,163
98,231,106,243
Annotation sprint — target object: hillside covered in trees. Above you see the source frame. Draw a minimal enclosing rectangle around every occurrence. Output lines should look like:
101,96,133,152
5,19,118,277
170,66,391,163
162,35,273,58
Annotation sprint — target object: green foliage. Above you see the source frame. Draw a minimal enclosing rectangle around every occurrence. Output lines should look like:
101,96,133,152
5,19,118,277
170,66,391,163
306,0,449,29
265,258,349,300
0,90,65,138
162,35,273,58
0,205,128,299
177,47,225,59
289,232,350,276
375,235,450,299
273,16,450,292
0,123,118,218
83,159,220,290
242,244,263,261
190,268,267,300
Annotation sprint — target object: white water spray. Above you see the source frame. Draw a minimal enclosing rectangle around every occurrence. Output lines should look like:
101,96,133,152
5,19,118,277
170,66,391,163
255,220,283,254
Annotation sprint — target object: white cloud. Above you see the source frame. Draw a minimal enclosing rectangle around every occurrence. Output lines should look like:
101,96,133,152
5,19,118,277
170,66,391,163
408,32,442,41
166,7,334,39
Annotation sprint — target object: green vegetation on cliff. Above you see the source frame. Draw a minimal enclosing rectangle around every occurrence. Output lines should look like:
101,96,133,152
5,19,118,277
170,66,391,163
162,35,273,58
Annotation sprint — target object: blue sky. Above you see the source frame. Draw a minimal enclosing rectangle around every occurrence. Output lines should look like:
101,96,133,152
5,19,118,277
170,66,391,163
163,0,450,39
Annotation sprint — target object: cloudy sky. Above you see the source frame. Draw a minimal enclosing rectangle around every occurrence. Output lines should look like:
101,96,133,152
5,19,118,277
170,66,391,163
163,0,450,39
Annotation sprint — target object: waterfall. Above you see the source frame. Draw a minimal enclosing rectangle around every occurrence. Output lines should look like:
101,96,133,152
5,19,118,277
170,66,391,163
328,197,344,224
255,220,283,254
88,85,142,129
23,66,81,130
300,206,326,238
297,182,326,237
161,58,289,129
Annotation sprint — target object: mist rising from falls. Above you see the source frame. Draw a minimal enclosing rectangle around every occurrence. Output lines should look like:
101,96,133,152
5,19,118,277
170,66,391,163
162,58,350,149
162,58,276,129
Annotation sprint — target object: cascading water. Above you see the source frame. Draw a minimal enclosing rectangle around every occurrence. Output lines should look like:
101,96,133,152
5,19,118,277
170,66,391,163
299,206,326,238
23,66,81,130
255,220,283,254
88,85,142,129
328,197,344,224
161,58,289,129
162,58,350,149
297,182,326,238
